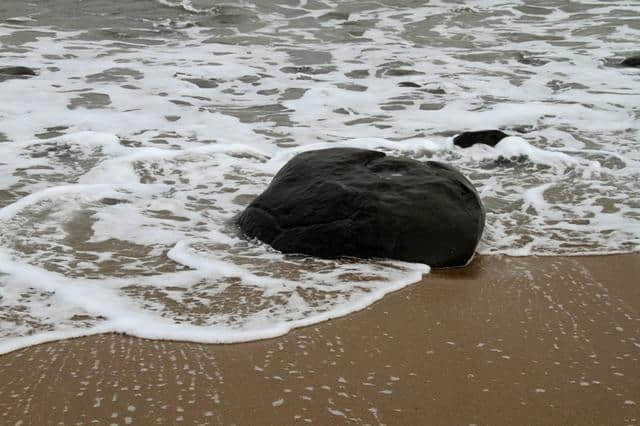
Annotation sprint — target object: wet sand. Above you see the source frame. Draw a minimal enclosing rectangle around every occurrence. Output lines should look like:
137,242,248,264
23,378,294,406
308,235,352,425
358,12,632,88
1,254,639,425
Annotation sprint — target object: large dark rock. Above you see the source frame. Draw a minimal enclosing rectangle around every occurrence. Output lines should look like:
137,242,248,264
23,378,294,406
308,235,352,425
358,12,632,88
453,130,509,148
621,56,640,67
238,148,485,268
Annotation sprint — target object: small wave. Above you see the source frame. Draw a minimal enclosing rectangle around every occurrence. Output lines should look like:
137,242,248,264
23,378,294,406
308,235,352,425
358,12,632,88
155,0,218,14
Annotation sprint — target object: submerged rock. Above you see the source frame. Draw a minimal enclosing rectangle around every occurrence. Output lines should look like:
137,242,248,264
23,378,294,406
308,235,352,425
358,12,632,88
0,66,36,81
621,56,640,67
453,129,509,148
238,148,485,268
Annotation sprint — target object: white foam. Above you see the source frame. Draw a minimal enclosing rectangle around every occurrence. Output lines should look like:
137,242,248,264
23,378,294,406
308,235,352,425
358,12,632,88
466,136,602,174
155,0,218,14
0,237,428,354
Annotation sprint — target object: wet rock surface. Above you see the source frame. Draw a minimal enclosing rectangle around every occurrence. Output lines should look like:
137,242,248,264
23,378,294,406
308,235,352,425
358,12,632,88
238,148,485,267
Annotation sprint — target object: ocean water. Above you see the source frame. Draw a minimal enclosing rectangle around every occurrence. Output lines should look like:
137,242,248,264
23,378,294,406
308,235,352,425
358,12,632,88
0,0,638,354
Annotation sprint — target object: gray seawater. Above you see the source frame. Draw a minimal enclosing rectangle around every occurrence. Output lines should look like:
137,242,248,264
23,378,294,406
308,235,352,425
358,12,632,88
0,0,638,351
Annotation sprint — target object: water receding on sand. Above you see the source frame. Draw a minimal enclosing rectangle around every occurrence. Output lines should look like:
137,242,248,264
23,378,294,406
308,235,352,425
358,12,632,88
0,0,639,352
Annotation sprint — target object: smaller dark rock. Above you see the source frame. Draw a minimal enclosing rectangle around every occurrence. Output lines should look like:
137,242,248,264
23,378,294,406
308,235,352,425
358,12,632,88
398,81,421,88
453,130,510,148
621,56,640,67
0,66,36,76
0,66,37,82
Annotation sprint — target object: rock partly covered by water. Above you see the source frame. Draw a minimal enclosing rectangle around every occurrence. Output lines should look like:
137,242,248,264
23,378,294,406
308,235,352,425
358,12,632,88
621,56,640,67
0,66,36,82
453,130,509,148
238,148,485,268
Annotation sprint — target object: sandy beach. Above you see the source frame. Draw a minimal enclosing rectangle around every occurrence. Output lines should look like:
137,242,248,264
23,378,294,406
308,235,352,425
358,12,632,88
1,254,638,425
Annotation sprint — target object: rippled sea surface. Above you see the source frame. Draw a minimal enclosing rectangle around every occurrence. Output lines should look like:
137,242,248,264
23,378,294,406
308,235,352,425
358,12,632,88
0,0,639,352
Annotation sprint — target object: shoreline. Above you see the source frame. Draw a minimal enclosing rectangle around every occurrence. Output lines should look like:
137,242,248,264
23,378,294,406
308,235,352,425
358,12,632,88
1,254,639,424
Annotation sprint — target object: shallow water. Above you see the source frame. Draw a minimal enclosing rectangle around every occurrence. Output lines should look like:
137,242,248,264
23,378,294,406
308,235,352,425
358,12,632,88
0,0,639,353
